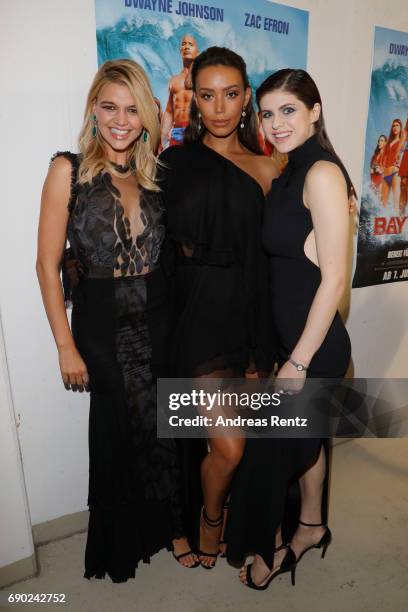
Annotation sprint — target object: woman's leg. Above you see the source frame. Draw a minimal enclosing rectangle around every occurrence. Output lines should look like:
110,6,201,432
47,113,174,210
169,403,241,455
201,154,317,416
381,178,390,207
290,446,327,559
239,446,327,585
399,177,408,215
391,175,401,215
238,525,287,585
199,435,245,566
189,369,245,566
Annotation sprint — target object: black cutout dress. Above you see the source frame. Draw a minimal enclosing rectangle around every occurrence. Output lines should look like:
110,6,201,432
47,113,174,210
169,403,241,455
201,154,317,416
225,135,352,567
54,152,184,583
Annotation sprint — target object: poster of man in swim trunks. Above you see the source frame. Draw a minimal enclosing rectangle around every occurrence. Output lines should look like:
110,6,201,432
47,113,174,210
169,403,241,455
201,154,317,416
95,0,309,150
353,26,408,288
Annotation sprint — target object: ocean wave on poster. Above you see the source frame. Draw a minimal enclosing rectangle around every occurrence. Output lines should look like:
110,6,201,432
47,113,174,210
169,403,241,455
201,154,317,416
384,79,407,103
358,181,405,247
372,62,408,103
373,44,408,72
97,13,279,80
364,62,407,174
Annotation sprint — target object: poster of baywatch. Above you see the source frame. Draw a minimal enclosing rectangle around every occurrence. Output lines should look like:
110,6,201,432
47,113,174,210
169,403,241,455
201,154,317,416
95,0,308,149
353,27,408,288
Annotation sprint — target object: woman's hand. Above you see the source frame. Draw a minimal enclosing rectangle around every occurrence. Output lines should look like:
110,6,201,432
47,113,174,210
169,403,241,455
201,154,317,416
58,343,89,391
276,360,306,393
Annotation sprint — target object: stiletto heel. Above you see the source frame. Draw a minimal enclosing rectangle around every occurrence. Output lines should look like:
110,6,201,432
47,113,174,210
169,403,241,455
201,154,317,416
198,507,223,569
242,545,296,591
219,501,229,558
295,520,332,565
321,541,330,559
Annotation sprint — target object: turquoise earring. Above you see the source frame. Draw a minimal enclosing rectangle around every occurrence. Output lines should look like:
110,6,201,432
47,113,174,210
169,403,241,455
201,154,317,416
91,114,98,138
143,129,148,142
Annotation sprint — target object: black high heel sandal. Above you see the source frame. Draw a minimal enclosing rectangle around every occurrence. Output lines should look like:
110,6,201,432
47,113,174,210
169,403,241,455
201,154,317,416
218,501,229,558
295,520,332,564
172,550,200,568
243,544,297,590
198,507,223,569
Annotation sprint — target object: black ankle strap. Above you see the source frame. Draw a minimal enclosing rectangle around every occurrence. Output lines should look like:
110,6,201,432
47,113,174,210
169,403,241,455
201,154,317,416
202,508,223,527
299,520,325,527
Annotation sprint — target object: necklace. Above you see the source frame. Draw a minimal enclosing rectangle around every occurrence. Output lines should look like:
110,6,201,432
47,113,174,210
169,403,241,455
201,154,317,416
110,161,131,174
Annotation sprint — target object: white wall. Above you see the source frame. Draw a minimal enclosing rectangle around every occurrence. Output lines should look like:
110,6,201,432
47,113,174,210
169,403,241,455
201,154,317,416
284,0,408,378
1,0,407,569
0,314,34,570
0,0,98,533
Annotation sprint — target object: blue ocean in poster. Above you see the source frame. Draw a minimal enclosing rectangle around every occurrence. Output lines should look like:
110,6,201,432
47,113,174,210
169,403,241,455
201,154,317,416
95,0,308,107
353,27,408,288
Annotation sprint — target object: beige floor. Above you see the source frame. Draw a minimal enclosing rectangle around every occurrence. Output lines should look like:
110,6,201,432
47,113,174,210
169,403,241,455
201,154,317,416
2,439,408,612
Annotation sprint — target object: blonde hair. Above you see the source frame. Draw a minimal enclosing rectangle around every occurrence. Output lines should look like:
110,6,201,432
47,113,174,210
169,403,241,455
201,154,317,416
78,60,160,191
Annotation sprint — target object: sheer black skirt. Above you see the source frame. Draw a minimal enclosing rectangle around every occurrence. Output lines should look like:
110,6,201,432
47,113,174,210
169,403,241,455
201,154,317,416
71,269,187,582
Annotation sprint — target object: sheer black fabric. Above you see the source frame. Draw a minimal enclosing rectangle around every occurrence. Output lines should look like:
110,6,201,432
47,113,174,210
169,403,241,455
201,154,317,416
157,142,278,550
53,152,185,582
226,135,351,567
159,142,277,377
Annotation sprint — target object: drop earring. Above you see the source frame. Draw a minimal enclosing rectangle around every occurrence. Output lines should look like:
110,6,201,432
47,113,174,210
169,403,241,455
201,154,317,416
198,112,202,132
240,110,246,129
143,129,148,142
91,114,98,138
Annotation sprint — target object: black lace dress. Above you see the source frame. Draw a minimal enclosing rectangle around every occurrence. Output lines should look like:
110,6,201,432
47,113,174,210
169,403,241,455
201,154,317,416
54,152,184,583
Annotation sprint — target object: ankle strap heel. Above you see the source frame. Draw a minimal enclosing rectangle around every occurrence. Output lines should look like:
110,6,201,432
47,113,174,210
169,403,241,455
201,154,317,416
295,520,332,564
199,507,223,569
202,507,223,527
298,520,325,527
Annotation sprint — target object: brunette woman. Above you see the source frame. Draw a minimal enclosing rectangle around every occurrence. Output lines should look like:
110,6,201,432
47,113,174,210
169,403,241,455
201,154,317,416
226,69,353,589
399,115,408,215
381,118,403,211
159,47,278,568
370,134,387,194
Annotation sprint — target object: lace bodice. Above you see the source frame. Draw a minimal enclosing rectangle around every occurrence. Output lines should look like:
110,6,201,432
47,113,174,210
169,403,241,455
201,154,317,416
53,152,165,279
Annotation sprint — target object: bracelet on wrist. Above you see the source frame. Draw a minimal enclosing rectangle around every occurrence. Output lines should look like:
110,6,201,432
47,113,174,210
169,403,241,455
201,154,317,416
288,355,308,372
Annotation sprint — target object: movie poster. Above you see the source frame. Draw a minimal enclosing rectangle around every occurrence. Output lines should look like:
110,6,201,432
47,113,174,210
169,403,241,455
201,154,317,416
353,27,408,288
95,0,308,149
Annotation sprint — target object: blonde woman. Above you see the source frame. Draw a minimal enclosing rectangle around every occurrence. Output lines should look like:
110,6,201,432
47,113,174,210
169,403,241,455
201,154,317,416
36,60,196,582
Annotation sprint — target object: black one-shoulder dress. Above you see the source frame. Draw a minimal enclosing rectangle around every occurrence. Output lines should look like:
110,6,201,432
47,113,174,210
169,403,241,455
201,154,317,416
159,142,275,378
159,142,277,549
225,135,352,568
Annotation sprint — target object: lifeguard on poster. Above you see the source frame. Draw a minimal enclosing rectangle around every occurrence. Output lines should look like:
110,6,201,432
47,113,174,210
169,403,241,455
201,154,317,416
353,26,408,288
160,34,200,148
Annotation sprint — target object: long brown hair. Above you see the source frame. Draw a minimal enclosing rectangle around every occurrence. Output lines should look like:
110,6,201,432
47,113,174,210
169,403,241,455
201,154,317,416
370,135,387,167
256,68,354,195
386,118,403,142
184,46,262,155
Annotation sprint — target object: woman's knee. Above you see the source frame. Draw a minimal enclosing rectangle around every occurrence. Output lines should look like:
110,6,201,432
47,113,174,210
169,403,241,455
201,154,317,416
210,439,245,469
